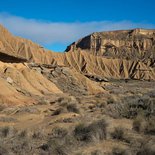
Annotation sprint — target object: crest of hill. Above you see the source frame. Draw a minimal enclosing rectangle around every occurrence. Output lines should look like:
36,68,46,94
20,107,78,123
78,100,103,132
0,24,56,64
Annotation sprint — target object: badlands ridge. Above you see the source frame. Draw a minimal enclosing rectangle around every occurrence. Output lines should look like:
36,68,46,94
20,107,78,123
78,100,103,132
0,24,155,105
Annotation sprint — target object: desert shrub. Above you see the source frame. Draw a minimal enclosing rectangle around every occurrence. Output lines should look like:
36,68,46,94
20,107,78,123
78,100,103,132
74,119,107,142
18,130,27,138
32,130,44,139
67,103,80,113
107,96,155,119
97,102,106,108
39,144,49,151
0,126,10,137
133,117,142,132
74,123,91,142
88,105,95,110
11,139,34,155
111,147,130,155
57,97,65,103
91,150,102,155
39,126,75,154
51,127,68,138
133,116,155,135
144,118,155,135
111,127,125,141
52,108,64,116
49,142,68,155
52,102,79,116
0,145,9,155
40,138,68,155
89,119,108,140
132,115,147,133
137,140,155,155
107,96,116,104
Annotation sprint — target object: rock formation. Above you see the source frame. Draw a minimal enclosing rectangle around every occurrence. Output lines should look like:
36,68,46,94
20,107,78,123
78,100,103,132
0,24,155,105
65,28,155,60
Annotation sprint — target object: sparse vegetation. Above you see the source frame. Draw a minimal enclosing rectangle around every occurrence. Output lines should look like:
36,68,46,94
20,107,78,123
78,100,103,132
0,80,155,154
133,116,146,133
0,146,9,155
74,119,107,142
111,127,125,141
0,126,10,137
18,129,27,138
107,96,155,119
136,140,155,155
133,118,142,133
51,127,68,138
52,107,64,116
111,147,130,155
32,130,44,139
144,117,155,135
133,115,155,135
67,103,80,113
91,150,102,155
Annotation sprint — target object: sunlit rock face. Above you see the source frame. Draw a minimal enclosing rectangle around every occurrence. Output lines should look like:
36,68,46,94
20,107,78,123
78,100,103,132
65,28,155,60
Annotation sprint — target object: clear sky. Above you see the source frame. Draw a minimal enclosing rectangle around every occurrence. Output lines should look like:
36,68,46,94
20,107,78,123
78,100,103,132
0,0,155,51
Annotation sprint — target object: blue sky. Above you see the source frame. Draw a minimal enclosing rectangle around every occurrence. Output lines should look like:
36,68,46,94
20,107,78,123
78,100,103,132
0,0,155,51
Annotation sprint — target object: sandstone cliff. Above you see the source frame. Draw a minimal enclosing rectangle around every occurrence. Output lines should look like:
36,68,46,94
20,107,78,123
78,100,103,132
65,28,155,60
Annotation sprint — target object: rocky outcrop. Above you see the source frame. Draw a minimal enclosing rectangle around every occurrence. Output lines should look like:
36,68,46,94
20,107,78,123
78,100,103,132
65,29,155,60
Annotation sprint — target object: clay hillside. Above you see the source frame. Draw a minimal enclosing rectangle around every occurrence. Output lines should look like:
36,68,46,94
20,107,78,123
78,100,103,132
0,24,155,155
0,25,155,81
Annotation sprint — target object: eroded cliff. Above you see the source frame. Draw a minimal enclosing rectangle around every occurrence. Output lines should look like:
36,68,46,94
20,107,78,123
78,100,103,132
65,28,155,60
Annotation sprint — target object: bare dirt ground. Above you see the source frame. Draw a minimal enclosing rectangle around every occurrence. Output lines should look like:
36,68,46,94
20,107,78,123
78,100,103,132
0,80,155,155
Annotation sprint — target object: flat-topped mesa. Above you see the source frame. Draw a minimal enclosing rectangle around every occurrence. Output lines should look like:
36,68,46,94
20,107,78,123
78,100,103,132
65,28,155,60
